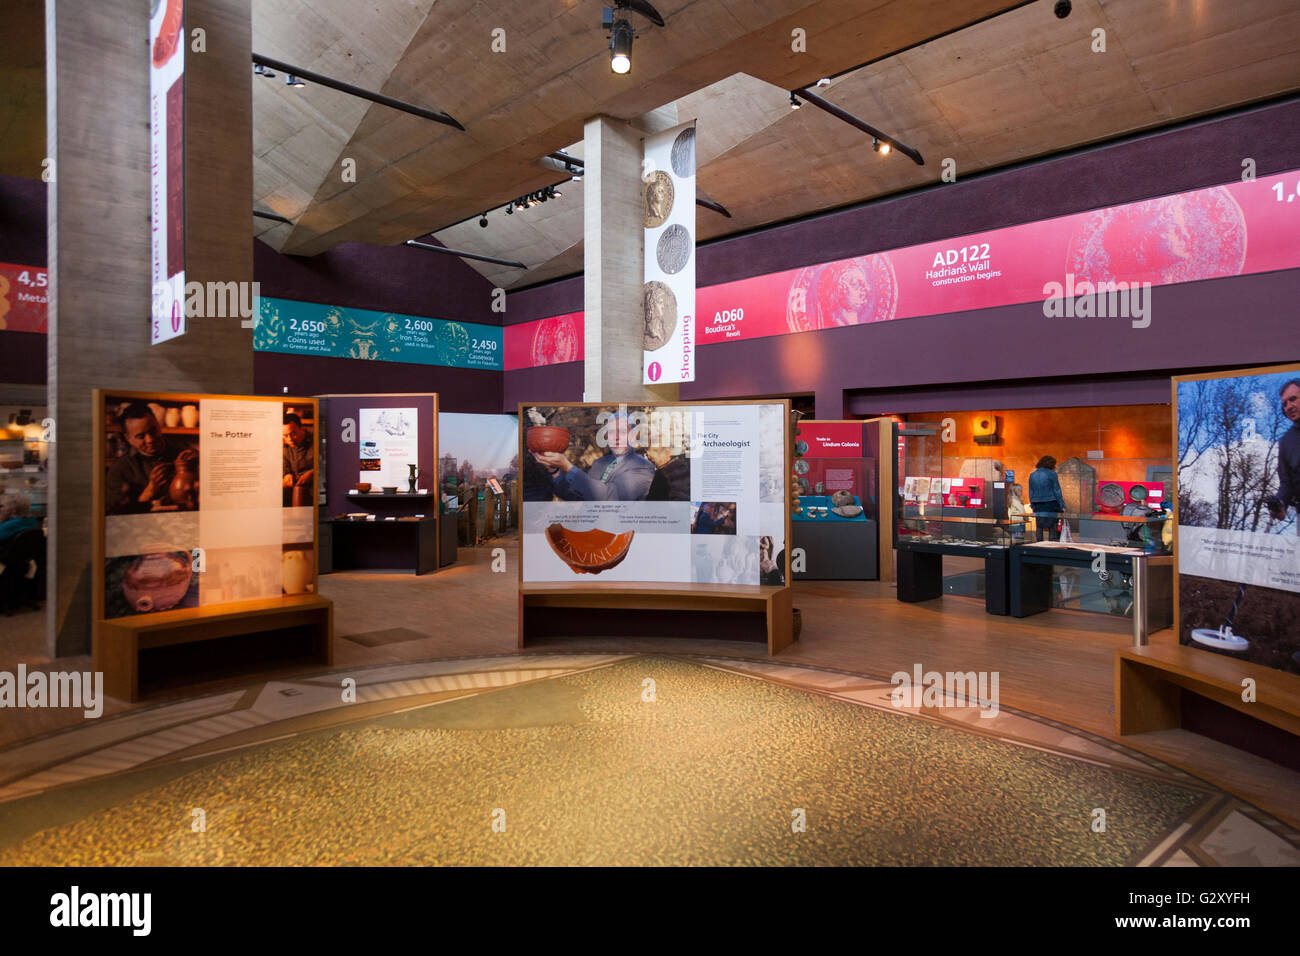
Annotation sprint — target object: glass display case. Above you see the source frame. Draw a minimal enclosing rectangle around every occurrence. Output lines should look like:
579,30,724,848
894,421,1013,549
892,415,1175,625
893,425,1173,556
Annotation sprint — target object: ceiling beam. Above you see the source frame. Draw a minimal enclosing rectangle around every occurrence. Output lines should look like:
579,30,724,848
791,88,923,166
404,239,526,270
251,53,465,131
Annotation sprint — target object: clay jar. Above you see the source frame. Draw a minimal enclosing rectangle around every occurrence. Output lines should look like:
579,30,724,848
282,549,312,594
527,426,570,454
168,449,199,509
123,551,192,613
180,404,199,428
164,406,181,428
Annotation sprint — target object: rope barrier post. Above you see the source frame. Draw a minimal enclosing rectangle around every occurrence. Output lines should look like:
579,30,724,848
1131,553,1148,647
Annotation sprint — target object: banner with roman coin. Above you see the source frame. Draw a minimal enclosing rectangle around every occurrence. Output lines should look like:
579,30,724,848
642,121,696,384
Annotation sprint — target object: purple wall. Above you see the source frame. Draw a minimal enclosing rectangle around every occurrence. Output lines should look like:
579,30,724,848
501,275,584,410
0,176,47,385
504,276,583,326
503,360,583,412
254,352,501,414
509,97,1300,417
253,237,499,324
0,175,46,265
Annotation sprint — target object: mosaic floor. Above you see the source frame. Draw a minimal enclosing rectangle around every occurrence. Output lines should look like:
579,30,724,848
1,654,1296,866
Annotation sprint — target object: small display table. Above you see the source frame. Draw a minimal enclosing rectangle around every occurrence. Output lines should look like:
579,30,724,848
895,539,1011,615
1010,542,1172,639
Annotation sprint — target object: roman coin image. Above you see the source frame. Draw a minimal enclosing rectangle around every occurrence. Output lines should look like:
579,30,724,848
656,224,693,275
644,171,675,228
785,254,898,332
1066,187,1246,287
671,127,696,178
642,281,678,351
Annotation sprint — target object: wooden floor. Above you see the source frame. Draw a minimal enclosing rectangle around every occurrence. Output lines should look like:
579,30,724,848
3,536,1297,830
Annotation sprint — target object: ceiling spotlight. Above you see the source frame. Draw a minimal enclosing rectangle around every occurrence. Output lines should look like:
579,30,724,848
872,138,891,156
479,214,488,228
571,170,583,182
285,74,305,88
253,63,276,78
552,188,562,198
815,77,831,88
789,92,801,110
505,204,513,215
609,18,633,73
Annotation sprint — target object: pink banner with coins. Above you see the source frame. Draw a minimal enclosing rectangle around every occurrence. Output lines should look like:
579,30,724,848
506,169,1300,367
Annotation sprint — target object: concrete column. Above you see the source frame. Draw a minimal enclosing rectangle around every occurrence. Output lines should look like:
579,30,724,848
45,0,254,656
582,112,680,405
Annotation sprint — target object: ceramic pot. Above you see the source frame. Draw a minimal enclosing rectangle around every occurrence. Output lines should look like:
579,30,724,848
180,404,198,428
123,551,192,613
168,449,199,509
164,407,181,429
147,402,166,425
282,549,312,594
526,426,570,454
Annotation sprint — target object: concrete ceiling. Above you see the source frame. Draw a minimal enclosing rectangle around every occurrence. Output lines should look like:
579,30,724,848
435,0,1300,288
252,0,1029,258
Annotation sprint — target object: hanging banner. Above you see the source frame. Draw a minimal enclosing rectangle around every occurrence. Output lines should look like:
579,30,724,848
149,0,186,344
253,297,503,369
642,121,696,384
0,263,48,333
503,312,584,370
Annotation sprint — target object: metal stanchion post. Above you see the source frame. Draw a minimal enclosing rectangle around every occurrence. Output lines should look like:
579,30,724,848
1131,553,1148,646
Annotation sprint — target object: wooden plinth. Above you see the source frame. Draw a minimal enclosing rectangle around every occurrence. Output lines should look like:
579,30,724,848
519,582,795,655
95,594,333,702
1116,643,1300,739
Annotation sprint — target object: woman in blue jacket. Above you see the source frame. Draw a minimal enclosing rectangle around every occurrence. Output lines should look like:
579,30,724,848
1028,456,1067,541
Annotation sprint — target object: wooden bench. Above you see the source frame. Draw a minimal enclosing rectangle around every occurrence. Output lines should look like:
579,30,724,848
519,581,794,655
95,594,333,702
1115,643,1300,738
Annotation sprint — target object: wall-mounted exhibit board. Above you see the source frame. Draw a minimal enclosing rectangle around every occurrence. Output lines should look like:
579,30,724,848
93,390,331,700
1116,364,1300,756
316,393,454,573
791,419,880,581
518,401,793,654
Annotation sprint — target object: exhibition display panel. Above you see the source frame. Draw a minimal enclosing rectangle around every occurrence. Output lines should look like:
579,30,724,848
791,419,880,580
93,390,332,700
892,407,1175,624
1115,364,1300,750
316,393,454,574
518,400,793,653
